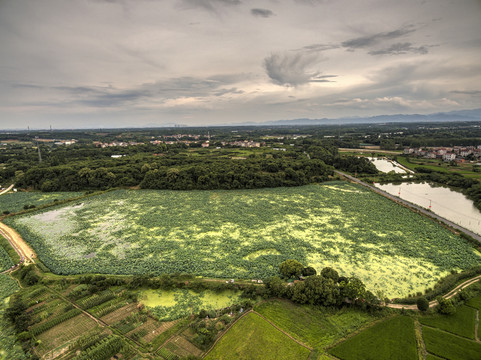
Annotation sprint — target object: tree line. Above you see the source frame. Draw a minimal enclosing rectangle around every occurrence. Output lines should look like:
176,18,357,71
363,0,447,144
6,141,378,192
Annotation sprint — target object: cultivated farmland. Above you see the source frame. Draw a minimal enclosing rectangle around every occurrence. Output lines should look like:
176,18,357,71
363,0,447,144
0,245,13,272
328,316,418,360
6,182,481,297
204,312,311,360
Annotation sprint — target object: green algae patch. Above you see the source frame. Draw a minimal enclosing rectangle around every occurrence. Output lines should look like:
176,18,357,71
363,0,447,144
140,289,241,321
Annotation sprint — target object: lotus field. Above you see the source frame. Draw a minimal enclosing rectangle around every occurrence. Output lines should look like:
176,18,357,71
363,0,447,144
5,182,481,297
0,191,83,214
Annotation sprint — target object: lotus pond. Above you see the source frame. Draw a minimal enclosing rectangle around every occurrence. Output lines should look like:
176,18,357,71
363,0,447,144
5,182,481,297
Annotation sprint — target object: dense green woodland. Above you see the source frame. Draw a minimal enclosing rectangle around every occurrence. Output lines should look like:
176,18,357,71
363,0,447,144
2,141,376,191
2,121,480,190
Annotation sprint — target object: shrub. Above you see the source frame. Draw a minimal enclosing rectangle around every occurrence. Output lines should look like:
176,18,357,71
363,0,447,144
437,298,456,315
416,297,429,312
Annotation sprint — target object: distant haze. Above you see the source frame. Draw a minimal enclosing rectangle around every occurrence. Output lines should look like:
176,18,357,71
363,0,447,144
0,0,480,129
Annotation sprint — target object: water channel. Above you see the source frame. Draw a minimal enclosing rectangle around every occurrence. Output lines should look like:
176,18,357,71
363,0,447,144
375,182,481,236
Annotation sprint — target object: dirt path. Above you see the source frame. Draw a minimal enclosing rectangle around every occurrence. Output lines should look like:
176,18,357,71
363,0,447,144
338,148,401,155
0,184,14,196
413,319,427,360
0,221,36,265
475,310,479,342
387,275,481,310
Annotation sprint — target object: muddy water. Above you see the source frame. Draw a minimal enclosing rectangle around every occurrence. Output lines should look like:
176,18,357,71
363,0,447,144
370,158,407,173
376,182,481,235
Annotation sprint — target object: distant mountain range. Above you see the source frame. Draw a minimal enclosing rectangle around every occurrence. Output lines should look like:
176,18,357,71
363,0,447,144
247,108,481,126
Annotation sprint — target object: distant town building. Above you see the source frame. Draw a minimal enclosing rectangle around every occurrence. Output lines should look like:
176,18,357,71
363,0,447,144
403,145,480,162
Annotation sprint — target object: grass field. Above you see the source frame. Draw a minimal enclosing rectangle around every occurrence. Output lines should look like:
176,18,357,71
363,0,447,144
0,191,83,214
328,316,417,360
141,289,241,321
6,183,481,297
466,295,481,339
204,312,311,360
423,326,481,360
466,294,481,310
254,299,376,350
426,354,445,360
397,156,481,179
419,305,476,339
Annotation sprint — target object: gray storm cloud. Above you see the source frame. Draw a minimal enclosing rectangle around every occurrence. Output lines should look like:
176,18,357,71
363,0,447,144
0,0,480,128
250,8,274,18
341,28,415,50
264,52,322,86
179,0,241,12
368,42,428,56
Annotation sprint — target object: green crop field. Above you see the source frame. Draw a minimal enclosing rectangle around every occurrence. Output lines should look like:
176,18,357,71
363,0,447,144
0,235,19,264
0,191,83,214
204,312,311,360
254,299,376,350
0,274,25,360
419,305,476,339
0,274,19,301
0,244,13,272
422,326,481,360
6,182,481,297
426,355,445,360
466,294,481,310
328,316,417,360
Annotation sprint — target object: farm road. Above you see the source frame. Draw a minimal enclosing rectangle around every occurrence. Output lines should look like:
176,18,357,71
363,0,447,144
387,274,481,310
0,221,36,265
335,171,481,243
0,184,14,196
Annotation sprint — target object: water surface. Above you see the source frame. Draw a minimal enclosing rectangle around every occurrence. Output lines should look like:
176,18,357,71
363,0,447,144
376,182,481,235
370,158,407,174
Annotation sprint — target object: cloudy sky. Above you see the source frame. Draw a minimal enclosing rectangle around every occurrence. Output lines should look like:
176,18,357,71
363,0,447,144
1,0,480,129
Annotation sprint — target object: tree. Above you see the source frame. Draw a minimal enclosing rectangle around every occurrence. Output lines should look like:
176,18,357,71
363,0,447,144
437,297,456,315
304,275,340,306
417,297,429,312
340,277,366,301
321,267,339,282
302,266,317,276
4,296,30,333
279,259,304,278
291,281,308,304
265,276,285,297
